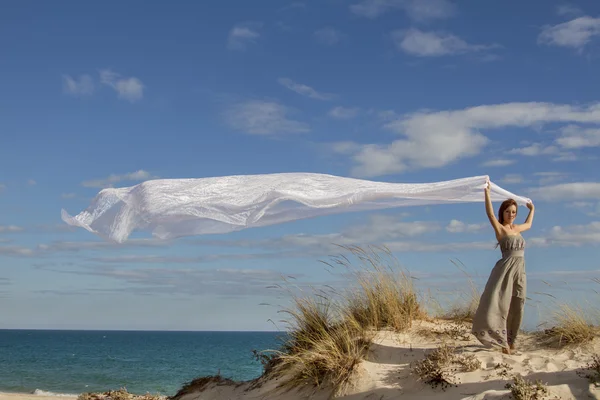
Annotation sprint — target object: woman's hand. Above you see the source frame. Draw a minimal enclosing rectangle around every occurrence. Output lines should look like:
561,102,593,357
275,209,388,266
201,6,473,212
526,201,534,210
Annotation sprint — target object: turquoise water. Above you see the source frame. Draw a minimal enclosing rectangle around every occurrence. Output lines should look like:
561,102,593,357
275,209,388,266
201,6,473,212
0,330,285,396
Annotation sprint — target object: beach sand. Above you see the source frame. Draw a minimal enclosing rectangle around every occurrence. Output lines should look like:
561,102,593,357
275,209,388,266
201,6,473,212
3,319,599,400
0,394,77,400
177,319,600,400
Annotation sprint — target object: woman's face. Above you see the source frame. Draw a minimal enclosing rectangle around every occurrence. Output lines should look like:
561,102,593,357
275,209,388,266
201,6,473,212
503,205,517,225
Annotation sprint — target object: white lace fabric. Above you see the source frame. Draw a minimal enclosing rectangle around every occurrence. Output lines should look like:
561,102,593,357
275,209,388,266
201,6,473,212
61,173,530,243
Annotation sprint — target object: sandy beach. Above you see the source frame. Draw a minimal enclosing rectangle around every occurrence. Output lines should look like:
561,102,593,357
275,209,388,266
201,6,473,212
2,320,599,400
175,320,600,400
0,393,77,400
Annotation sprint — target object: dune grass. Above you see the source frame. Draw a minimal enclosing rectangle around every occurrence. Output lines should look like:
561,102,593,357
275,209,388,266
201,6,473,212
326,245,426,332
256,245,427,396
170,246,600,398
424,259,481,324
536,302,599,348
535,278,600,348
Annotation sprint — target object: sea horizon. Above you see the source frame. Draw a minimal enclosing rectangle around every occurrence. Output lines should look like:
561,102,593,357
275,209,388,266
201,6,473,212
0,330,284,396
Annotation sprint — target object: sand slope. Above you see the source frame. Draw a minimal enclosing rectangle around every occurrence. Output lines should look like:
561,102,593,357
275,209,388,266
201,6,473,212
179,320,600,400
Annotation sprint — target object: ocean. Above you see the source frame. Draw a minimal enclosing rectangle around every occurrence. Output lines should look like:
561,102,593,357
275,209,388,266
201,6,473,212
0,330,285,397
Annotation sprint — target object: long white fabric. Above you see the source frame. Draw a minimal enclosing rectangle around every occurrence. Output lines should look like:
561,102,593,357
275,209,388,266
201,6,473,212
61,173,530,243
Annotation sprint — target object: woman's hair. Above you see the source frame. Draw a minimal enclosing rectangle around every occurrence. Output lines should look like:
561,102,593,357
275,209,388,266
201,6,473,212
498,198,518,225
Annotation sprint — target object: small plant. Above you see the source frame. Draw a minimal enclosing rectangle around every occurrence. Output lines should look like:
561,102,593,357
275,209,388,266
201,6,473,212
494,362,514,379
504,375,549,400
576,354,600,386
79,388,165,400
411,343,480,390
432,322,472,341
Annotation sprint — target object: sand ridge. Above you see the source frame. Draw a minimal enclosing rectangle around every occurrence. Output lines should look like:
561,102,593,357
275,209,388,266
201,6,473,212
177,320,600,400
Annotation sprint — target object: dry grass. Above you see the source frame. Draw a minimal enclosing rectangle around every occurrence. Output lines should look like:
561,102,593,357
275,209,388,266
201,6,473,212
325,245,426,332
504,375,549,400
436,260,480,323
257,245,427,397
411,343,480,390
267,294,372,395
79,388,165,400
168,248,600,399
536,303,599,348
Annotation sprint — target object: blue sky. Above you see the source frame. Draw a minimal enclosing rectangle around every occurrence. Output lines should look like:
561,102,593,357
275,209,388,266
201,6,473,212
1,0,600,331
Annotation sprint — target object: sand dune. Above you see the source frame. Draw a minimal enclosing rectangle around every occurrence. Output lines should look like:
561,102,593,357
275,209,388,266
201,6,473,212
177,320,600,400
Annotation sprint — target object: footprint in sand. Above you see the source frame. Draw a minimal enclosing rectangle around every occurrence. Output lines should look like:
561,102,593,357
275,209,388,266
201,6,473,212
528,356,563,372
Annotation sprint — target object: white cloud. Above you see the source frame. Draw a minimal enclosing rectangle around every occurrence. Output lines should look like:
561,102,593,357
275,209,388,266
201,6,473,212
329,106,360,119
225,100,310,135
534,171,569,185
350,0,456,21
227,23,261,50
36,264,300,297
343,215,441,242
81,170,155,188
528,182,600,201
530,221,600,247
556,4,583,17
446,219,486,233
393,28,493,57
556,124,600,148
500,174,524,184
196,215,443,255
278,2,306,12
568,201,600,217
330,141,362,154
62,74,94,96
201,235,494,255
0,238,169,258
0,225,24,233
0,245,34,256
314,28,344,45
89,251,304,264
538,16,600,50
482,158,515,167
277,78,335,100
99,69,144,102
508,143,559,156
336,101,600,177
378,240,494,252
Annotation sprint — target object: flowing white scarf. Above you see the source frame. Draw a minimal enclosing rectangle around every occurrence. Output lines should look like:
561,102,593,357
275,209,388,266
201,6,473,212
61,173,530,243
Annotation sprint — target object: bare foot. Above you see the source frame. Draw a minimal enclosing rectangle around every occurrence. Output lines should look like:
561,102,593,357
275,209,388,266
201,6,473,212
502,347,511,355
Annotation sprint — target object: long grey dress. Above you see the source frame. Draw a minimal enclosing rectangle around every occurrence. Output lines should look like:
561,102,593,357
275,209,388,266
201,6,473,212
472,234,527,350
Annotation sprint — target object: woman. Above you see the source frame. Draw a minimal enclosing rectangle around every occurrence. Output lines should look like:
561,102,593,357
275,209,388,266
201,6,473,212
471,179,535,355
